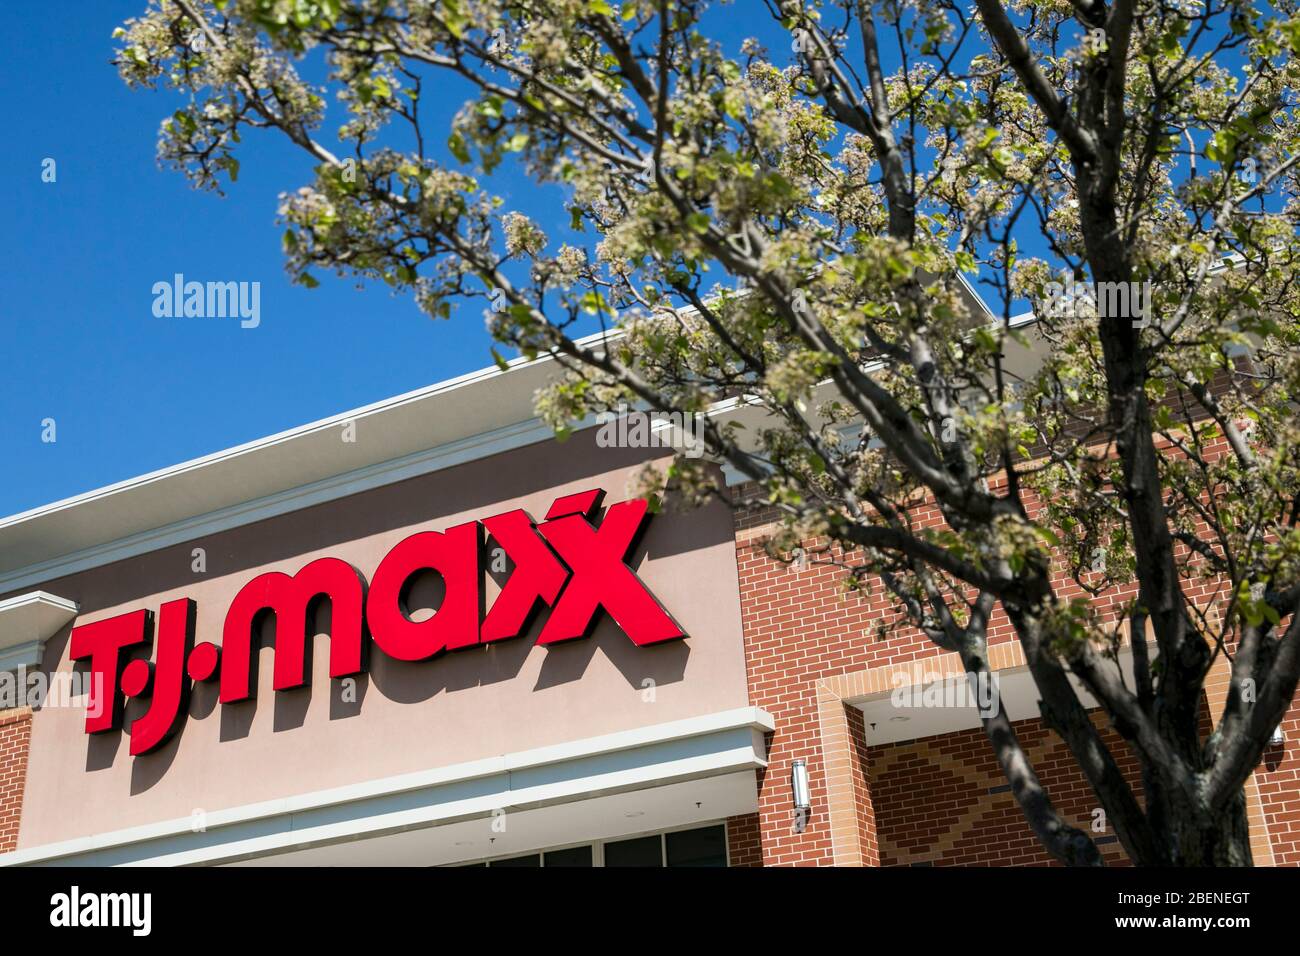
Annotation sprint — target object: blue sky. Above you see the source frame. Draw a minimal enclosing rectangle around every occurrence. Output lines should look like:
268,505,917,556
0,3,763,516
0,2,539,515
0,2,1029,517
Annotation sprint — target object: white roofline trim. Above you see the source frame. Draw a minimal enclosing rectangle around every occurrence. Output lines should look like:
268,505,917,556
0,325,627,536
0,415,555,596
0,591,80,669
0,590,78,616
3,349,528,534
0,298,1045,592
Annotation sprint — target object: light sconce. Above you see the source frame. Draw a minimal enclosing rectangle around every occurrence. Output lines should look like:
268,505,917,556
791,759,811,811
1271,724,1285,747
791,758,811,834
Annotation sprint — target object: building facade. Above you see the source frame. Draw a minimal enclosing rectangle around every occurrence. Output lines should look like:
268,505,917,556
0,340,1297,867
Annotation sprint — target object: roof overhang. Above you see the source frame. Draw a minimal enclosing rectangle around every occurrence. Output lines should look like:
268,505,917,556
853,644,1147,747
0,591,79,673
0,296,1045,594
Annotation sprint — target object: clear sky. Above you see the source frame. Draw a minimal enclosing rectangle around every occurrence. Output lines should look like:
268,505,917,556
1,2,542,515
0,2,785,517
0,2,996,517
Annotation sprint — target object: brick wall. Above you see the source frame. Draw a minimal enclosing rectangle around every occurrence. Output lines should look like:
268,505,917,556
727,429,1278,866
867,714,1136,866
0,707,32,852
845,706,881,865
726,809,764,866
1251,695,1300,864
734,488,1025,865
735,509,950,865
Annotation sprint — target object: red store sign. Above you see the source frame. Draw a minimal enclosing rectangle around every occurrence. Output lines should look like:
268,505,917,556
70,488,684,756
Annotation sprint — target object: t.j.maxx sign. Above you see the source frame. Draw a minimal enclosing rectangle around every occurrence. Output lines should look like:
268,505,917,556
70,489,684,756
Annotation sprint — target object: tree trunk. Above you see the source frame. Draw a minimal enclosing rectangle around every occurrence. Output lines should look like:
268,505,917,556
1148,786,1254,866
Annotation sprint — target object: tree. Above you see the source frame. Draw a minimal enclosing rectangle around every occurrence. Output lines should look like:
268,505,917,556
114,0,1300,865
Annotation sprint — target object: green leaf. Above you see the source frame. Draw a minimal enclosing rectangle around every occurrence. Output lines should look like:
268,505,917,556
448,132,470,163
443,0,467,38
1033,526,1062,548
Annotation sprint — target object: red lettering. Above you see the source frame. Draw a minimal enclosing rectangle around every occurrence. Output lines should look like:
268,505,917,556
69,609,150,734
220,557,367,704
367,522,481,660
126,598,196,755
481,509,568,643
75,488,684,752
536,493,684,646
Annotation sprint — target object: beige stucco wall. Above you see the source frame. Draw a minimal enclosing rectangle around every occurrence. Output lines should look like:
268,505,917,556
13,431,750,848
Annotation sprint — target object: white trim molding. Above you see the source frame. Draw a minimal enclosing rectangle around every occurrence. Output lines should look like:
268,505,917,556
0,328,631,591
0,591,78,673
0,418,554,596
0,706,774,867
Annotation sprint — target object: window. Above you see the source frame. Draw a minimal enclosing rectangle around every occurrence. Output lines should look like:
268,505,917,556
604,834,664,867
454,824,728,867
543,845,594,867
666,825,727,867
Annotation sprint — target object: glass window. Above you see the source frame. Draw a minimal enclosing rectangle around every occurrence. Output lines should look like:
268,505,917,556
544,845,594,867
665,825,727,867
449,822,729,867
604,834,663,867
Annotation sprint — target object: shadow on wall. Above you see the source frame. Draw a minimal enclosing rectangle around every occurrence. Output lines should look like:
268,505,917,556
106,602,691,795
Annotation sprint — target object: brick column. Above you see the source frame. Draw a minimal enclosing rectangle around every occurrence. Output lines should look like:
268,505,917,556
0,707,33,852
